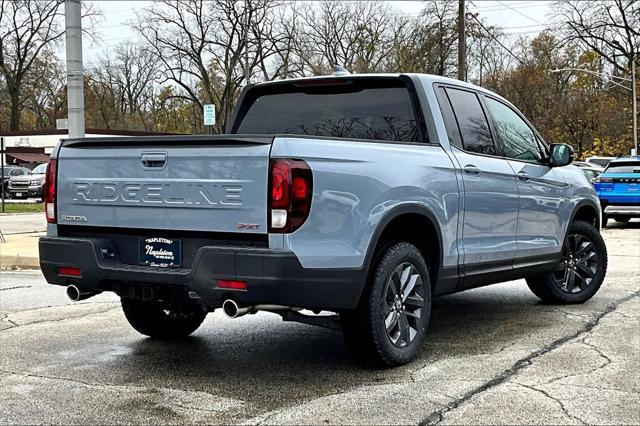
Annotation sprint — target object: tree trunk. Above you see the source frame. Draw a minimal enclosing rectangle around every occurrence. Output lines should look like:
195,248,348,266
8,86,20,131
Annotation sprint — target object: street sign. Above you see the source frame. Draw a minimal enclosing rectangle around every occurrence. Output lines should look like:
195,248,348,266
203,104,216,126
56,118,69,130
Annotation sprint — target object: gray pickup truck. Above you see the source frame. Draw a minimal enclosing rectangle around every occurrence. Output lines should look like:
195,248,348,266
39,73,607,366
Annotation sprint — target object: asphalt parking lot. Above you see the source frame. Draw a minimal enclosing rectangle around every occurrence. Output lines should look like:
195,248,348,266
0,222,638,424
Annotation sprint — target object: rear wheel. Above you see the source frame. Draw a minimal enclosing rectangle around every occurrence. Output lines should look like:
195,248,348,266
341,242,431,367
614,216,630,223
526,221,607,304
121,298,207,338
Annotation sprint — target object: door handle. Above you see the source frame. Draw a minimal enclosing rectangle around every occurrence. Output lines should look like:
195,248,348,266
517,171,530,181
141,152,167,168
463,164,481,175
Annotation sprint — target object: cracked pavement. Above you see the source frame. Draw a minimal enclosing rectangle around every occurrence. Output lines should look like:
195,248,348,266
0,222,639,424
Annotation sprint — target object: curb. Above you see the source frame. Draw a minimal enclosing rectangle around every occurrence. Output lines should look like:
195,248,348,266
0,255,40,271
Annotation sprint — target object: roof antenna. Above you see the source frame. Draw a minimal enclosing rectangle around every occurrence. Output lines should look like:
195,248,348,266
332,64,351,76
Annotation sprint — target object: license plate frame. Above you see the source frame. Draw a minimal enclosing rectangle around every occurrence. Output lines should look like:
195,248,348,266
139,237,182,268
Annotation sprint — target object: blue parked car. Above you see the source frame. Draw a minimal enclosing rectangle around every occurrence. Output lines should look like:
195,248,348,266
594,157,640,226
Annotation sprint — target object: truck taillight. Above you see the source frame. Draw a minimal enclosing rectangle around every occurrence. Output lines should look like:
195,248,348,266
269,159,312,233
44,159,57,223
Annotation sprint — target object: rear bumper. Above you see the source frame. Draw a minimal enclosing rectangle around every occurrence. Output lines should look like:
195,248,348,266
599,199,640,217
39,236,365,311
603,205,640,216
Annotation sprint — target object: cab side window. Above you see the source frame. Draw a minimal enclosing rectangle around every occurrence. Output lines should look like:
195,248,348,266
484,97,542,162
445,88,496,155
435,87,463,150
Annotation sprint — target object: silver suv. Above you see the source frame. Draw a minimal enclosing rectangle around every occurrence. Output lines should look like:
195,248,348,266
39,74,607,366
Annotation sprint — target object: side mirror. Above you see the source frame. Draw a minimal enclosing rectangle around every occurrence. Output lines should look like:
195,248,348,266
548,143,574,167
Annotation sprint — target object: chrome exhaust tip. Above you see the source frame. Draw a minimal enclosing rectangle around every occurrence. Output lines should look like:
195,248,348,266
222,299,240,318
66,285,99,302
222,299,256,318
222,300,294,319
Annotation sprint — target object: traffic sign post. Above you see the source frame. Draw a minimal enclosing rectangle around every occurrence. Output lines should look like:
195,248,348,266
203,104,216,131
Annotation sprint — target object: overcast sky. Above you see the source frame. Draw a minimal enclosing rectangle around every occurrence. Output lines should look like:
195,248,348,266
81,0,554,68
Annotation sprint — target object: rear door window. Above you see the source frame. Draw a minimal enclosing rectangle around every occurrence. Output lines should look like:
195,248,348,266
444,88,496,155
234,79,420,142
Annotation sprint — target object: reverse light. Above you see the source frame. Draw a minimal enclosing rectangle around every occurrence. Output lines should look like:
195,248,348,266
268,159,313,233
216,279,247,290
44,159,57,223
58,267,81,277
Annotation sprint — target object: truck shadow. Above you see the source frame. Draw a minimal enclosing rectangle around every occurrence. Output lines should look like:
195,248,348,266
119,283,571,407
604,220,640,229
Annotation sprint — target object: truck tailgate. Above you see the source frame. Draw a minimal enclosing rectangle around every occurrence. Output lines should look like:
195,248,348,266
56,137,271,234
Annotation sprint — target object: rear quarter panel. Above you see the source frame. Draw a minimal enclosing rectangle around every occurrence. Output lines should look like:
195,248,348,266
270,137,460,269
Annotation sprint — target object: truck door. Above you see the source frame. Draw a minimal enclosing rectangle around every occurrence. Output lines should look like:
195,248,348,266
482,96,567,260
436,86,519,276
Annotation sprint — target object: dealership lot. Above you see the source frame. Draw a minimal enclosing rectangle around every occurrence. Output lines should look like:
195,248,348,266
0,223,638,424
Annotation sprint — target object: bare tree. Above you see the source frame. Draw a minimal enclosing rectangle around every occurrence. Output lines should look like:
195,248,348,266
136,0,282,132
23,50,66,129
558,0,639,73
91,42,160,130
289,1,399,75
386,0,459,76
0,0,64,130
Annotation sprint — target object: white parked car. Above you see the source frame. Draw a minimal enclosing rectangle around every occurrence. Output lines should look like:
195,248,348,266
585,156,616,168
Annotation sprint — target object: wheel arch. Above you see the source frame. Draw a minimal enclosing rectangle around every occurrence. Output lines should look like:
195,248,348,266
363,205,444,295
570,200,601,230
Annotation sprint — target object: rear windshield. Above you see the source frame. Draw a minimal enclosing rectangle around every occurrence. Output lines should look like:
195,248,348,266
605,162,640,173
234,79,420,142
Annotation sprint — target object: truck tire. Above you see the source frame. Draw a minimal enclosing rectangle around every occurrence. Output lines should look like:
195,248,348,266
526,220,607,304
121,298,207,338
341,242,431,367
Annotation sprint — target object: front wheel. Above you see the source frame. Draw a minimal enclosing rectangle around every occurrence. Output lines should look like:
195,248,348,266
341,242,431,367
526,220,607,304
121,298,207,338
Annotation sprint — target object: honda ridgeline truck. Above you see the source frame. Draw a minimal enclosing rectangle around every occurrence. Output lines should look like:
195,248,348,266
39,73,608,366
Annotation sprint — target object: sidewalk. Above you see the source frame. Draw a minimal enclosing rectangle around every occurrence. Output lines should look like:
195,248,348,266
0,232,42,270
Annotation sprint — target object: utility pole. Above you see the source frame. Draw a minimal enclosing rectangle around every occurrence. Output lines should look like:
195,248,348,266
457,0,466,81
65,0,85,139
1,136,5,213
244,0,250,85
632,54,637,156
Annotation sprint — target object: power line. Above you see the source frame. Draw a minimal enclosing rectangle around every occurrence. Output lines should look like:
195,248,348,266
494,0,564,40
470,1,550,13
495,0,544,25
469,12,527,67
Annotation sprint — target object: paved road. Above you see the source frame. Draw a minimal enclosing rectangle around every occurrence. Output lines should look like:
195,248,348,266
0,224,638,424
0,212,46,235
